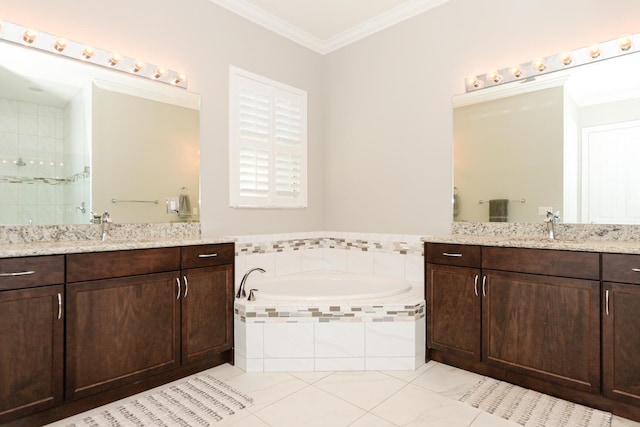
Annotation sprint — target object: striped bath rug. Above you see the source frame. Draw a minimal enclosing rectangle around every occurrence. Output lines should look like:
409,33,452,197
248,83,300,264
459,377,612,427
64,374,253,426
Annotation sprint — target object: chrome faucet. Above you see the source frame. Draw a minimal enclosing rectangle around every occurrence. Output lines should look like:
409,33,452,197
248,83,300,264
100,211,111,241
236,267,266,298
544,210,560,240
91,211,112,241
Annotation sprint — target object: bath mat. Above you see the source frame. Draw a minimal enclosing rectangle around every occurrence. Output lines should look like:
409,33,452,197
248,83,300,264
459,377,611,427
64,373,253,426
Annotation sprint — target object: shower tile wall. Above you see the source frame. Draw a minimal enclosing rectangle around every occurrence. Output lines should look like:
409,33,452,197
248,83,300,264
0,94,89,225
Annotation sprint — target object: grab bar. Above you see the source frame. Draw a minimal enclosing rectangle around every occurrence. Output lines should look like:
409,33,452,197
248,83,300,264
111,198,159,204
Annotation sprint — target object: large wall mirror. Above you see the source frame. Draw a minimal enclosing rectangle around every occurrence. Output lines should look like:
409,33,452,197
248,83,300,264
453,50,640,225
0,40,200,225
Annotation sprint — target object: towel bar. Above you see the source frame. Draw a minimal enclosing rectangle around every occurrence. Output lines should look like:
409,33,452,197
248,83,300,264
478,199,526,204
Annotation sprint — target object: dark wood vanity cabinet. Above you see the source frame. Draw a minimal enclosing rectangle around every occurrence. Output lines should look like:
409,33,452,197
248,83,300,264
426,244,601,393
426,244,481,361
180,243,234,365
602,253,640,407
0,243,235,425
65,248,182,400
0,256,65,424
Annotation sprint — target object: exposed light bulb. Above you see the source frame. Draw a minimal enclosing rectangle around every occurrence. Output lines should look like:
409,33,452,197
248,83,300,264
82,46,95,59
23,29,37,44
619,37,632,52
153,67,167,79
588,44,601,59
54,38,67,52
487,71,503,84
107,53,121,66
532,58,546,72
559,52,572,66
131,60,145,73
466,76,482,89
510,66,523,78
172,73,186,85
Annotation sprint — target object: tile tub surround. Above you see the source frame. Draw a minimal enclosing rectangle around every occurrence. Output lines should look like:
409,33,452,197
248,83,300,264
233,232,424,288
234,298,426,372
233,233,426,372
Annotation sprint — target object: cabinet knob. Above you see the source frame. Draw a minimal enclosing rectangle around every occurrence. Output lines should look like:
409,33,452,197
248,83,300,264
198,253,218,258
442,253,463,257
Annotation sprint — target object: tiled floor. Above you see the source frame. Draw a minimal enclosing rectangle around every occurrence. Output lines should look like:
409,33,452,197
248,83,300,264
51,361,640,427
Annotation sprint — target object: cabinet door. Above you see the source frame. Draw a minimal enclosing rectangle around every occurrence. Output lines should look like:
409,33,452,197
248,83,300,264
66,272,181,400
603,282,640,405
427,264,481,360
483,270,600,393
181,264,234,364
0,285,64,423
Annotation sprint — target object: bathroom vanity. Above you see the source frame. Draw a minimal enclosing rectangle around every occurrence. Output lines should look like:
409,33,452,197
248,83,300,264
424,238,640,422
0,240,234,426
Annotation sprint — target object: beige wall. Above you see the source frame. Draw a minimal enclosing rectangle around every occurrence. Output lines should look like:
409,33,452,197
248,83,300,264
6,0,640,235
2,0,324,236
323,0,640,234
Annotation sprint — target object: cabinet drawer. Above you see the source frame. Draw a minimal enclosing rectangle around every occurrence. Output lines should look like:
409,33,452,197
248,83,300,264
603,253,640,284
482,246,599,280
0,255,64,291
425,243,481,268
67,247,181,282
181,243,234,269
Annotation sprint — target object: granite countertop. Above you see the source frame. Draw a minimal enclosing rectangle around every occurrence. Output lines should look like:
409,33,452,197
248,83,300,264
0,236,236,258
422,234,640,255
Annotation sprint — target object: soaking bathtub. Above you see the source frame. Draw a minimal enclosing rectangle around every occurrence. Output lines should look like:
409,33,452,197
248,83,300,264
234,270,426,372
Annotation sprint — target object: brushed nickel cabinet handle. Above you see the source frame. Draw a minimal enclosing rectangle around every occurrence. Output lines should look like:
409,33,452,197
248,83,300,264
442,253,463,257
0,270,35,277
198,253,218,258
474,275,479,296
57,293,62,320
482,276,487,297
176,278,181,299
605,289,610,316
632,268,640,272
183,276,188,298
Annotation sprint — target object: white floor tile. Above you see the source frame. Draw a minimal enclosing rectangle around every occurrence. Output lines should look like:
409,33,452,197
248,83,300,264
412,360,485,399
219,412,272,426
382,359,435,382
288,370,334,384
254,385,366,426
349,412,396,427
371,383,481,427
613,415,640,427
222,372,308,412
315,371,406,411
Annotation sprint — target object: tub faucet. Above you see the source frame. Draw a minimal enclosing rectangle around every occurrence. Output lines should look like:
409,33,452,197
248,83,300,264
544,210,560,240
236,267,266,298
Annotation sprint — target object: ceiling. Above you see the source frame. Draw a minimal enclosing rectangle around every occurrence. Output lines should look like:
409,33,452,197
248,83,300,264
208,0,450,54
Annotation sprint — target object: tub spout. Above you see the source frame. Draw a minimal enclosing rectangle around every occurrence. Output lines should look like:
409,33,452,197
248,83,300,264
236,267,265,298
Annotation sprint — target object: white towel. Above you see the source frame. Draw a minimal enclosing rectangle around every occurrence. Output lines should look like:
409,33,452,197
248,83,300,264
178,193,192,219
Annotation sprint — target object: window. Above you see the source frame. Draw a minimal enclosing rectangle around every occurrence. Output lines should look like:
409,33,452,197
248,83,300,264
229,66,307,208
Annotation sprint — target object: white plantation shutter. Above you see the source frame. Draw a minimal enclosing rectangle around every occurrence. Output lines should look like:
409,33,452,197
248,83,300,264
230,66,307,208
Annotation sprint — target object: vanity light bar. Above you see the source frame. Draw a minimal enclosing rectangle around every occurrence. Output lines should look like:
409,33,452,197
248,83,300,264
465,32,639,92
0,20,188,89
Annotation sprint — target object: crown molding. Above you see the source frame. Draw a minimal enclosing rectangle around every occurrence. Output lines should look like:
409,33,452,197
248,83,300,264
208,0,450,55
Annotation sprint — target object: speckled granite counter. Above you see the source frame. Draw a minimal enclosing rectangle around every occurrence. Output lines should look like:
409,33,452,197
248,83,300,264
421,234,640,255
0,222,235,258
0,236,236,258
423,222,640,255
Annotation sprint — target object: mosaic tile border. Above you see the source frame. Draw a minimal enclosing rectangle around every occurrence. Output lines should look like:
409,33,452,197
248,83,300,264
235,301,425,324
234,235,424,257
